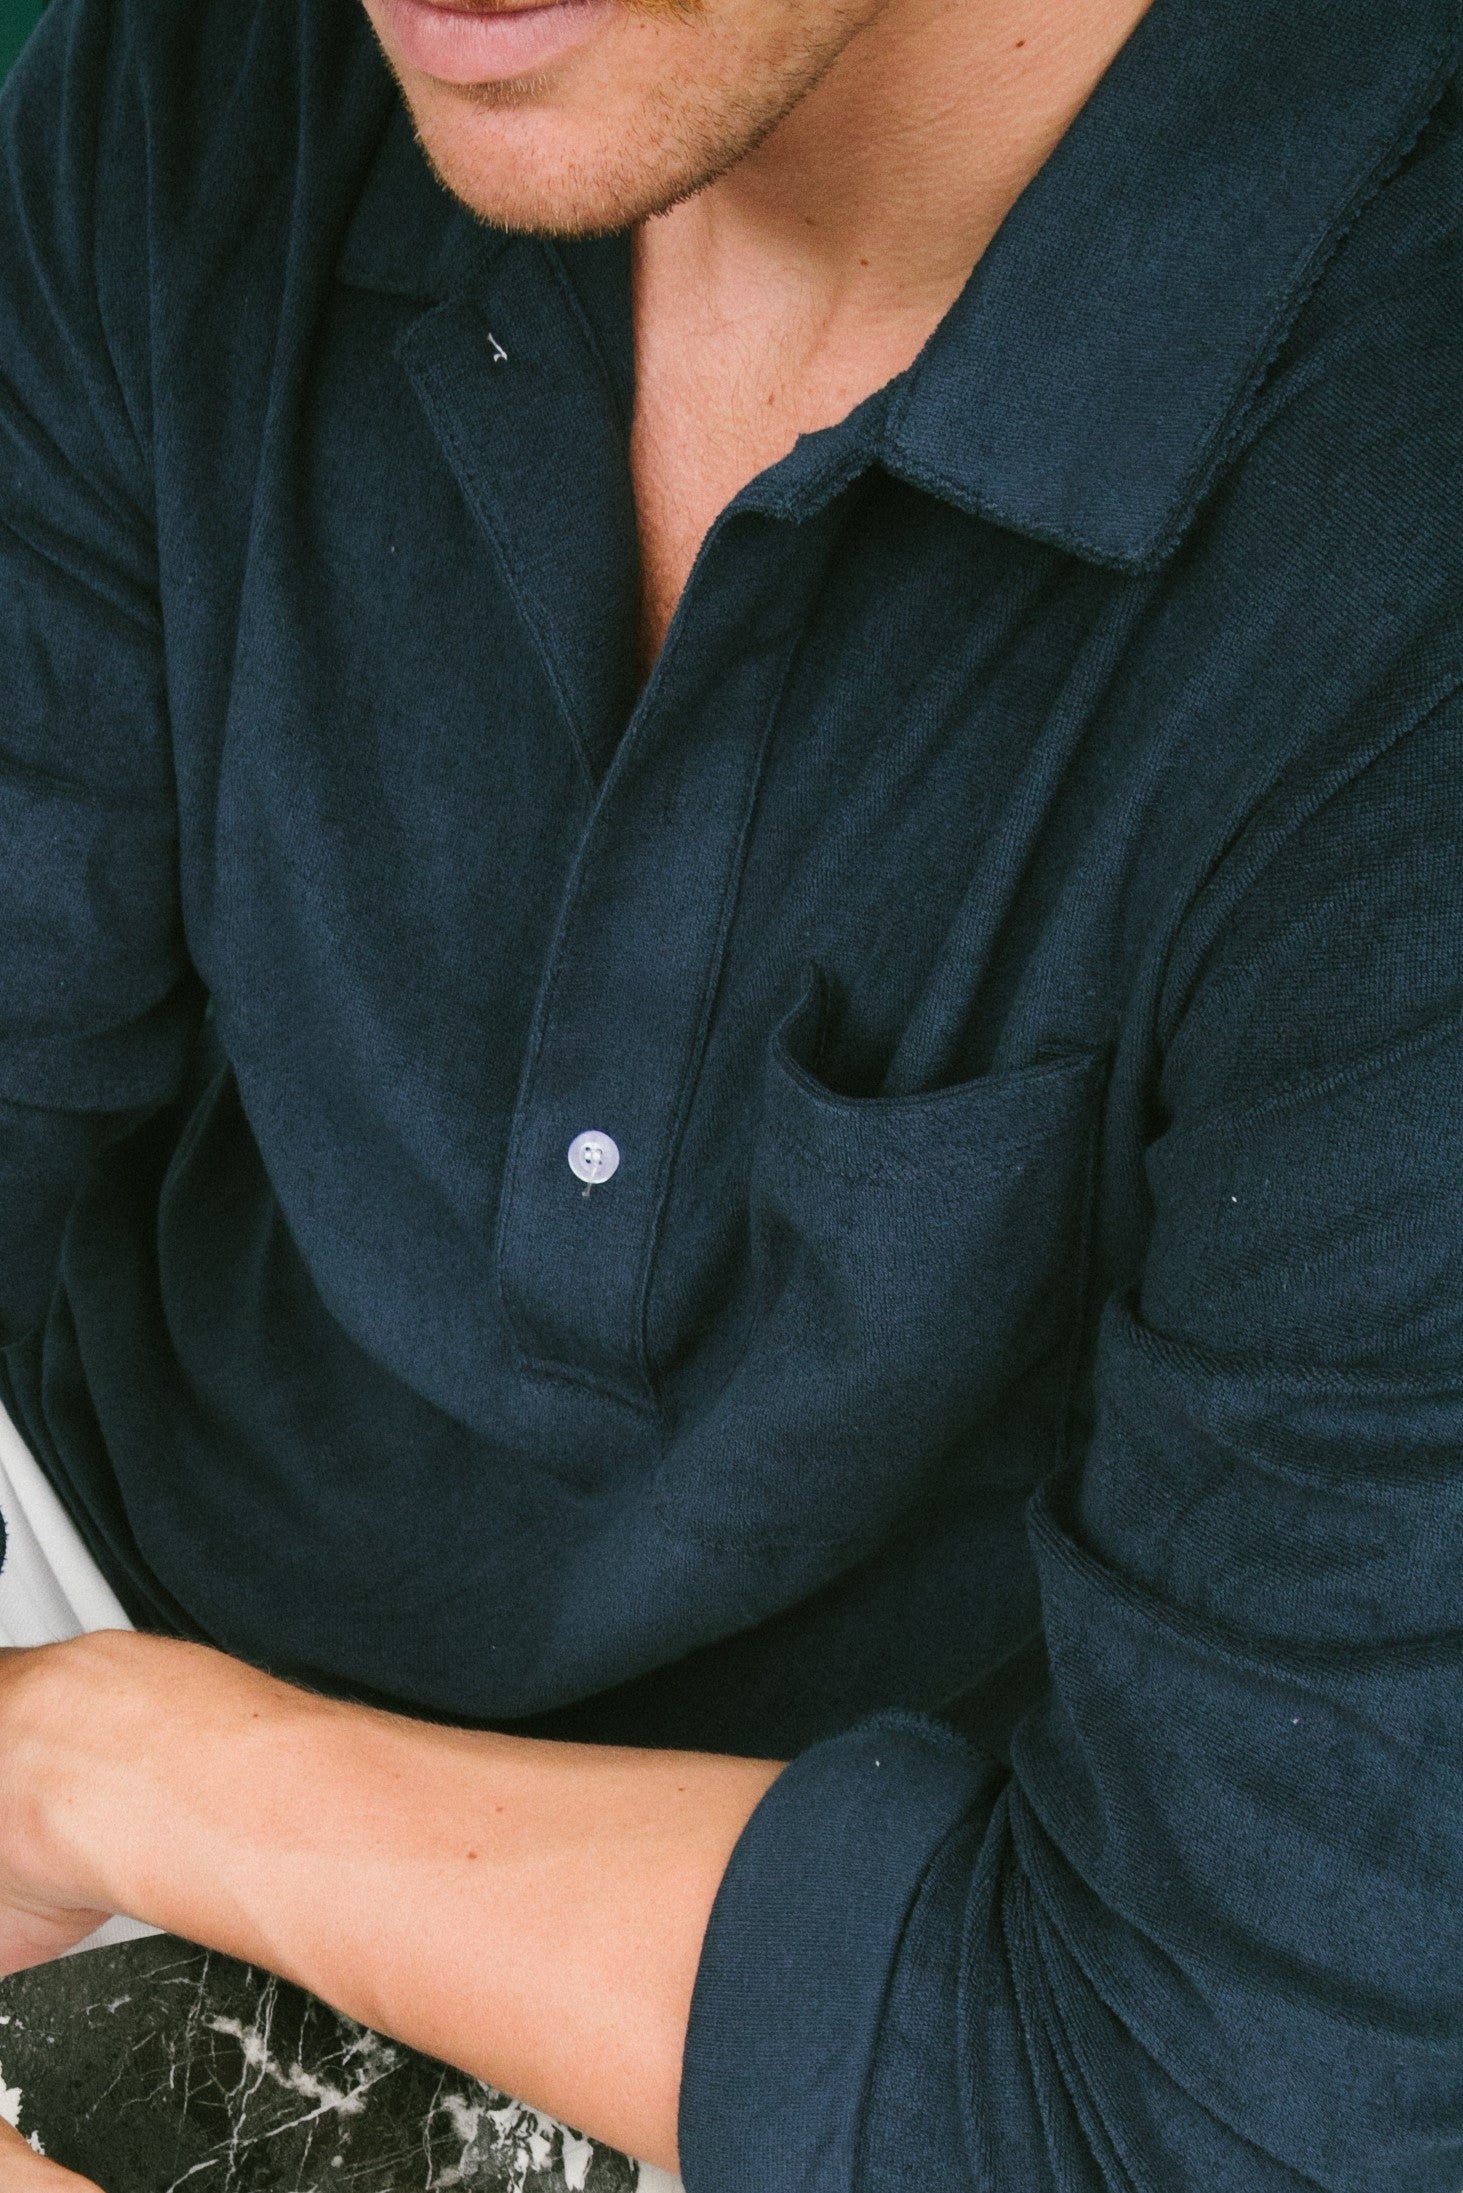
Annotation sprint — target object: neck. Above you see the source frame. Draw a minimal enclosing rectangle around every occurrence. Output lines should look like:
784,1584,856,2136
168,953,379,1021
637,0,1154,331
626,0,1155,676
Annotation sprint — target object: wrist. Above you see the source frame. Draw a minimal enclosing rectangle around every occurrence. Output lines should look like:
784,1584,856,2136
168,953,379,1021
0,1630,297,1935
0,1629,412,1988
0,1631,175,1920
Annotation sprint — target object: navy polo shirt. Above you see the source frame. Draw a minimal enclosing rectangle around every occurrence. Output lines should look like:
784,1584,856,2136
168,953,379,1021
3,0,1463,2186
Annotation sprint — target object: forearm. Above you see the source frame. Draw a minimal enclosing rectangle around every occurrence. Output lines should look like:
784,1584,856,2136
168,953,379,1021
9,1632,785,2176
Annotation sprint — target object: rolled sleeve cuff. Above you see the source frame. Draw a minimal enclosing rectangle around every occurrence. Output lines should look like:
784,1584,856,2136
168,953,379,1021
677,1708,999,2193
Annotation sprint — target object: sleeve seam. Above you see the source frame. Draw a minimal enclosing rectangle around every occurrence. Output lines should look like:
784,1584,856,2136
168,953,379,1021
1155,664,1463,1054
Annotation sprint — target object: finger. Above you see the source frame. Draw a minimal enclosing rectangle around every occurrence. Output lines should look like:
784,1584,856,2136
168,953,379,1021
0,2118,102,2191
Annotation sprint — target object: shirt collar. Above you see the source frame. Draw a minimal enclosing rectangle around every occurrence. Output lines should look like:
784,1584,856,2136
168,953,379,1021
880,0,1461,568
340,0,1461,568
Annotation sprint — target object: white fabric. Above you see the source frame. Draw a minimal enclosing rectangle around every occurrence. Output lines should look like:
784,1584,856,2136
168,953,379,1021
0,1392,161,1953
0,1399,133,1647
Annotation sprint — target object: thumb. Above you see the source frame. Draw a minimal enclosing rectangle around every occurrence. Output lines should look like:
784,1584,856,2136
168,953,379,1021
0,2118,102,2192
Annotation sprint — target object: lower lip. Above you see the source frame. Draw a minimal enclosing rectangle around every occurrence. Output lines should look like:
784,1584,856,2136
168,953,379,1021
378,0,617,81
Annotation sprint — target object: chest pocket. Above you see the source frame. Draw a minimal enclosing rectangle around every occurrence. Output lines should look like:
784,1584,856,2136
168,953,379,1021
653,968,1106,1554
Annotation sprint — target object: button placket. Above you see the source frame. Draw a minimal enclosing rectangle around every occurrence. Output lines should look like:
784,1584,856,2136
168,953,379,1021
495,511,830,1409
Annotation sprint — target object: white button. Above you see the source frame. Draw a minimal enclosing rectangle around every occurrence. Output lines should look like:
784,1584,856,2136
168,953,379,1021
567,1130,620,1186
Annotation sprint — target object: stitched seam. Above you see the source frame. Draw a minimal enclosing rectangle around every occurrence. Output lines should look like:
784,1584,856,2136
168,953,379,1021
879,581,1150,1087
754,435,883,524
490,526,798,1395
1156,30,1463,562
875,442,1152,569
881,29,1461,567
397,311,598,789
855,1705,990,1758
1122,1309,1463,1405
633,511,868,1404
630,629,807,1402
542,240,633,445
1155,666,1463,1049
1164,999,1463,1140
490,769,604,1383
1027,1478,1463,1680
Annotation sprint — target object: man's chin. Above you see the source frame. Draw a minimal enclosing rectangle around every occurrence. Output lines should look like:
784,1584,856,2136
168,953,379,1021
386,11,861,239
396,77,717,236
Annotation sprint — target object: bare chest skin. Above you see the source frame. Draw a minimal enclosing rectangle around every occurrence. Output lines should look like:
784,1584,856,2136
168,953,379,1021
628,332,812,679
629,388,750,681
628,256,944,678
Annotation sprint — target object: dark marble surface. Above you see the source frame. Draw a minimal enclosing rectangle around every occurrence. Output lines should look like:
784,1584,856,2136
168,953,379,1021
0,1936,651,2192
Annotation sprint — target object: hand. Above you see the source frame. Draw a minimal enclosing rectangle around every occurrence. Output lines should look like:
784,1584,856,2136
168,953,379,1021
0,2119,102,2190
0,1644,117,1979
0,1646,123,2193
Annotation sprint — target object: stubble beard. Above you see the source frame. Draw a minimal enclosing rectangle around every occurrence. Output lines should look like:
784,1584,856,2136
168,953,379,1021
388,0,877,236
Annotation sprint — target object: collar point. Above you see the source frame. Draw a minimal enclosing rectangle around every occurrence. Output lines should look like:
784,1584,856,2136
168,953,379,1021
877,426,1179,576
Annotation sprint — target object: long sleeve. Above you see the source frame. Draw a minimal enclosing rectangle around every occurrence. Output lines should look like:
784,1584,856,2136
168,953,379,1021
676,682,1463,2193
0,0,200,1346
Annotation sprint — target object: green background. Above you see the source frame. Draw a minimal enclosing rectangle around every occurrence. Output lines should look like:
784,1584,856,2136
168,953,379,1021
1,0,43,80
